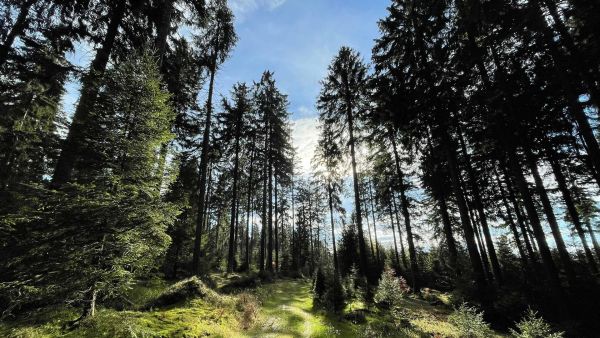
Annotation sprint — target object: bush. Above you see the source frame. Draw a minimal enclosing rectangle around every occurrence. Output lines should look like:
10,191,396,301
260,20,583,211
313,268,327,301
145,277,217,309
236,292,260,330
344,309,367,324
374,268,410,309
312,267,347,313
343,265,359,299
510,309,564,338
448,303,493,338
323,275,346,313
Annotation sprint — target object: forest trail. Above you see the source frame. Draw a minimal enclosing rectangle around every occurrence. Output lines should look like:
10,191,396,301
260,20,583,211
247,279,499,338
249,279,354,337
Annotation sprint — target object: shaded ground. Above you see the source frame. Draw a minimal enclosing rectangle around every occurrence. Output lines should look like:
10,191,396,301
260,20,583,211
0,277,505,337
249,279,504,337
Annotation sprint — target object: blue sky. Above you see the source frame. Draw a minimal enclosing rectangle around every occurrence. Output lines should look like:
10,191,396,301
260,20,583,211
219,0,389,119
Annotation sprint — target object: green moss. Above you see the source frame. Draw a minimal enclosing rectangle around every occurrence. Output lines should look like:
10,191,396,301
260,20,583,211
0,278,506,338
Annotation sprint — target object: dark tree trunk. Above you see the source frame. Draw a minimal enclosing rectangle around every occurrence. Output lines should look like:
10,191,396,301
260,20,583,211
274,179,279,272
585,221,600,261
388,198,401,268
52,1,127,186
308,195,314,273
391,193,408,269
346,104,368,276
524,0,600,189
199,163,214,258
524,148,578,287
244,146,255,269
328,181,340,276
153,0,175,184
0,0,36,68
192,55,217,274
456,123,502,284
546,148,598,273
368,181,380,261
470,204,492,281
214,210,221,257
439,127,487,289
538,0,600,113
155,0,174,66
364,199,375,259
505,152,565,298
501,164,537,261
438,193,460,274
493,168,530,268
390,132,419,291
227,125,242,272
260,137,268,271
267,149,273,272
83,288,98,318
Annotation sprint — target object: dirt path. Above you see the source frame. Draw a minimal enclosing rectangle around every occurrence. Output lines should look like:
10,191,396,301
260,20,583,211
248,279,354,337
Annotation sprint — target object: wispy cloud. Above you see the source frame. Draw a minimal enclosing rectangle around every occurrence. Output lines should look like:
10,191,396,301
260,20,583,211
229,0,286,19
291,117,319,174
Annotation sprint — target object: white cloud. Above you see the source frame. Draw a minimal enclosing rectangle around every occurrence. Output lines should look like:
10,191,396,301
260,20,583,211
296,105,316,118
229,0,286,19
291,117,319,174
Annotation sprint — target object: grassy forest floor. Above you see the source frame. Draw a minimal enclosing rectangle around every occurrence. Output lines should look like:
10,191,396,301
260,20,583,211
0,275,506,337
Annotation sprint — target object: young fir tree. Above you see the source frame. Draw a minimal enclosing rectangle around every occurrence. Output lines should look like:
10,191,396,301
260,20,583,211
0,51,178,321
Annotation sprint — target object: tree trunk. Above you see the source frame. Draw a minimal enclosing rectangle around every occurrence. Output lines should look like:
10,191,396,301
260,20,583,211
546,148,599,273
364,197,375,259
493,168,530,268
267,144,274,272
155,0,174,66
439,127,487,289
245,146,255,269
391,192,408,269
328,180,340,276
368,180,380,261
274,179,279,272
438,193,460,274
52,1,127,186
538,0,600,113
388,198,401,268
346,104,368,276
501,164,537,261
260,138,268,271
524,0,600,189
227,128,241,272
308,195,314,274
585,221,600,261
471,207,493,281
505,152,564,297
390,131,419,291
153,0,175,185
0,0,36,68
456,123,503,283
82,288,98,319
524,148,578,287
192,55,217,274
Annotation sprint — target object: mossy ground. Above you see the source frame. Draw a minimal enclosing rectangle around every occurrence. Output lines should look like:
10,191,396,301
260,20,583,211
0,277,505,337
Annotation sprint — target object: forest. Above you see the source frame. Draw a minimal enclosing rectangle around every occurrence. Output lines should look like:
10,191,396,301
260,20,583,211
0,0,599,337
